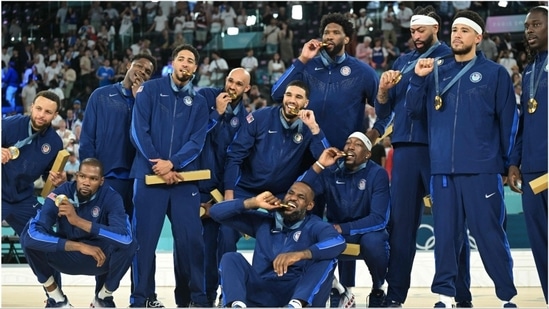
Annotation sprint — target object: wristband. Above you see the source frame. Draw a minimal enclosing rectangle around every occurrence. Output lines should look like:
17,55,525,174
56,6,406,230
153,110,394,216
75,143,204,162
315,161,325,170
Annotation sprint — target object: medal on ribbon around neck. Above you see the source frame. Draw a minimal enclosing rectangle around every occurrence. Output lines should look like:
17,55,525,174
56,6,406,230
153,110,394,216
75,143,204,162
528,98,538,114
55,194,69,207
8,146,20,160
434,95,443,111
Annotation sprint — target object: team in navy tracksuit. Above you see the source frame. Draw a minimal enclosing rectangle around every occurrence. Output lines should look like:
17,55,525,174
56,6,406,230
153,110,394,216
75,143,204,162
80,54,156,219
129,65,209,307
299,137,390,305
20,169,136,302
508,7,548,303
2,111,63,236
172,68,251,306
374,13,472,305
271,49,381,150
210,183,346,307
406,46,519,303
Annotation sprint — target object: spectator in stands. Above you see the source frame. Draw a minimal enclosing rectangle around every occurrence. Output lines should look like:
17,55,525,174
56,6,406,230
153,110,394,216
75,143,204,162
62,61,76,102
197,56,212,88
146,7,169,45
381,4,397,46
220,3,237,33
20,158,136,308
385,40,400,69
478,32,499,61
397,2,414,49
173,9,186,36
209,51,229,88
355,8,373,44
55,2,69,37
268,52,285,85
241,48,258,84
264,17,280,55
210,6,223,47
3,61,20,113
498,48,518,76
88,2,104,33
371,38,388,77
96,59,115,87
356,36,373,66
236,7,248,32
119,7,134,51
63,151,80,181
21,76,37,115
278,21,294,66
195,4,209,46
182,13,196,46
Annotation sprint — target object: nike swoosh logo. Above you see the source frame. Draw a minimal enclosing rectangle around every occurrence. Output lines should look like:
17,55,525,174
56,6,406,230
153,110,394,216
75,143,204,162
109,93,118,97
525,71,532,75
411,18,419,23
192,192,198,196
443,76,452,81
336,180,345,184
268,130,277,134
485,192,495,199
160,93,169,97
315,67,324,71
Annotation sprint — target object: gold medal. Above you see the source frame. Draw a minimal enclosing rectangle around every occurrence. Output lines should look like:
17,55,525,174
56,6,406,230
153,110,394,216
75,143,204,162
228,91,238,100
288,107,300,115
392,72,402,84
8,146,19,160
528,98,538,114
434,95,443,110
54,194,68,207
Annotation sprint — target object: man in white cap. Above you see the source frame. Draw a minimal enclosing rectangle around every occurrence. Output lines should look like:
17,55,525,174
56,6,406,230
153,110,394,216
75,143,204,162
374,5,473,307
299,132,390,308
355,8,373,43
407,10,518,308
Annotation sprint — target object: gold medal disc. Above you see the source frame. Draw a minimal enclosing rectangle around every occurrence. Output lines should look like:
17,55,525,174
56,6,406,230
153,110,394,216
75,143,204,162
54,194,68,207
528,98,538,114
8,146,19,160
392,73,402,84
434,96,443,110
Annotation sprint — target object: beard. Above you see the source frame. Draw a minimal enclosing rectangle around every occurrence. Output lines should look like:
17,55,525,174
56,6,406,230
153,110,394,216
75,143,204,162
326,42,345,58
278,207,307,225
415,34,434,54
174,71,192,84
30,116,50,131
452,43,474,56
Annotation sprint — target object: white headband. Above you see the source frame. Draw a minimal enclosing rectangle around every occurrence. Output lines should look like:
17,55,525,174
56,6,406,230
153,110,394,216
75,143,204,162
453,17,483,34
410,15,438,26
348,132,372,151
535,5,548,11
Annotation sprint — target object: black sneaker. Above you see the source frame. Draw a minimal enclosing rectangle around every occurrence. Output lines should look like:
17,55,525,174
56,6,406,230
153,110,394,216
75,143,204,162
434,301,454,308
90,296,116,308
330,288,341,308
455,300,473,308
45,295,72,308
382,299,402,308
367,289,385,308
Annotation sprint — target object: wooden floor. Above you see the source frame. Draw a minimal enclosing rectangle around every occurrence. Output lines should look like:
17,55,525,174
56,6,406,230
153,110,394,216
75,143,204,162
2,285,546,308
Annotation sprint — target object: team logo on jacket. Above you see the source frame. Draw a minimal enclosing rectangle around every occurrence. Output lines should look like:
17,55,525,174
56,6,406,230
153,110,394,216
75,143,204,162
136,85,143,93
230,117,239,127
183,96,193,106
358,179,366,190
91,206,100,218
469,72,482,83
340,66,351,76
41,143,51,154
437,58,445,66
293,231,301,242
293,133,303,144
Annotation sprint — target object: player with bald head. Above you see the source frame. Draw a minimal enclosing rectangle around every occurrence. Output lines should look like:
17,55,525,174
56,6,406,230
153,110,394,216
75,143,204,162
374,6,473,307
172,67,252,306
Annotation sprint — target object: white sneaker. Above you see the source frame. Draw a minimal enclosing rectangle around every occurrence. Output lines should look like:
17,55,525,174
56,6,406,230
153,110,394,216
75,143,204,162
339,288,355,308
